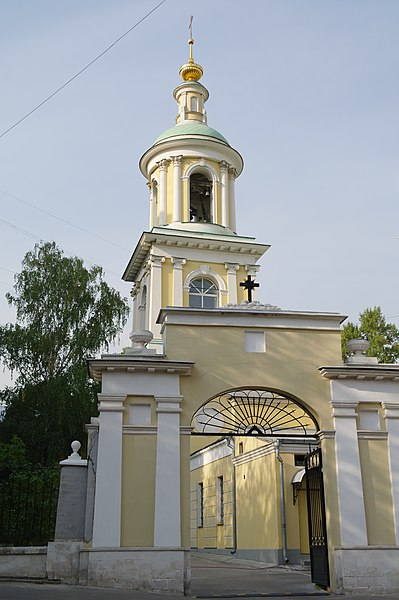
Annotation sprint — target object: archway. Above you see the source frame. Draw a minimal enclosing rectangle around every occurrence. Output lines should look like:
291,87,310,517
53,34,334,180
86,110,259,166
189,388,326,595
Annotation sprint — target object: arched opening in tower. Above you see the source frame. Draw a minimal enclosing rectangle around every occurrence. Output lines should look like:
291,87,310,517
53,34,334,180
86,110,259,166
189,173,212,223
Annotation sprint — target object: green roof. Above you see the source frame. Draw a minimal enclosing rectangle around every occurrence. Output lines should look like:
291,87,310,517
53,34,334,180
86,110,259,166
155,122,229,145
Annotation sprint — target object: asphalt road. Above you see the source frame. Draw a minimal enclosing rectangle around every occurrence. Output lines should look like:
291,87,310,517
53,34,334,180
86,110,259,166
0,553,397,599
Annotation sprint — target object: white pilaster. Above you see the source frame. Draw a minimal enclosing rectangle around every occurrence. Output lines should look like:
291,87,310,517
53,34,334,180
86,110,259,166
331,400,368,546
158,159,169,225
225,263,239,304
228,167,237,232
154,396,183,547
148,255,165,338
92,394,125,547
172,156,183,223
220,161,229,228
382,403,399,544
172,257,186,306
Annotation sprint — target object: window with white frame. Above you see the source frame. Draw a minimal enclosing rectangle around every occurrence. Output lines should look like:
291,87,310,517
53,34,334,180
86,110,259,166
189,277,218,308
197,482,204,527
217,476,224,525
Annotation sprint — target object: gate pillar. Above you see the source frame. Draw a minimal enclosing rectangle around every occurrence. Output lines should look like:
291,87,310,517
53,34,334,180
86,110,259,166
154,396,183,547
330,401,367,546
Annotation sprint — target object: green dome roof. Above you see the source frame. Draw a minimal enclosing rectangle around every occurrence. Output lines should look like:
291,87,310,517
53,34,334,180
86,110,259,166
155,122,229,145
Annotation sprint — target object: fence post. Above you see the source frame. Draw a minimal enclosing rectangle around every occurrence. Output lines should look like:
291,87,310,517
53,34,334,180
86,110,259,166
46,441,88,584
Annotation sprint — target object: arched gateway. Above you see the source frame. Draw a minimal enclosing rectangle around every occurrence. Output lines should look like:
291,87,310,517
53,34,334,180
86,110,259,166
189,388,329,588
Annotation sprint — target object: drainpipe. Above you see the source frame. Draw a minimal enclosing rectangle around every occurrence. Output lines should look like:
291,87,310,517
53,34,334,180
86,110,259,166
226,437,237,554
274,440,289,564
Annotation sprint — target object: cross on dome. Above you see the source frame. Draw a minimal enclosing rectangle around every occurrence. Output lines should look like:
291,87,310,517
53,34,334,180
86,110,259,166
179,16,203,82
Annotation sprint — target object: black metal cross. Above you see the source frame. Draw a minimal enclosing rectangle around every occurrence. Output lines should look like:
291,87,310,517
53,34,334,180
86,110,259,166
240,275,259,302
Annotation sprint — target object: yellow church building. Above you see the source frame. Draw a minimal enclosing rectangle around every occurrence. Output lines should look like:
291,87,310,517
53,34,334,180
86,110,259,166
46,34,399,596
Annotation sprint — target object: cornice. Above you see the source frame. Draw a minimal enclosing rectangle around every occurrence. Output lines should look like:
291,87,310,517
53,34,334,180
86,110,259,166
319,365,399,381
158,307,346,330
122,229,269,282
139,136,244,178
87,355,194,382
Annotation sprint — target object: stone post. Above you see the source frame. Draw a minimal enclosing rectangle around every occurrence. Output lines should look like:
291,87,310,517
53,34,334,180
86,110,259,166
47,441,88,584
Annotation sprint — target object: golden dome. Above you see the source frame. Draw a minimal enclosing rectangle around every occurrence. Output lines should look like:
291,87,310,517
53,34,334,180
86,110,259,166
179,38,203,82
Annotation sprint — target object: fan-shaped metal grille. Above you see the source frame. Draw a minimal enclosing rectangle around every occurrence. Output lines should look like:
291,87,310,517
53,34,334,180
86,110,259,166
191,389,318,438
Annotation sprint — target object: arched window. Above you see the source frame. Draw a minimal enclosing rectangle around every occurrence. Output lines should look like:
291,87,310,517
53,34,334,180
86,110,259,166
190,96,198,112
190,173,212,223
189,277,218,308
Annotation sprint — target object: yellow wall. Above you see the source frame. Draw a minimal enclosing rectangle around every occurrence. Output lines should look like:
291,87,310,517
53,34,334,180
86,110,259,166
190,454,233,549
236,451,280,550
121,433,156,546
358,438,396,545
165,324,340,430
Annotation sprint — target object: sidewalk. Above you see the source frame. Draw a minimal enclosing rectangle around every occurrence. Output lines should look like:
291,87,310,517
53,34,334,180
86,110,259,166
0,581,399,600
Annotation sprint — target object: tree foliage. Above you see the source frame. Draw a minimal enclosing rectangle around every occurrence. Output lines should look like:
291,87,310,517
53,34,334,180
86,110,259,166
342,306,399,363
0,241,129,465
0,242,129,385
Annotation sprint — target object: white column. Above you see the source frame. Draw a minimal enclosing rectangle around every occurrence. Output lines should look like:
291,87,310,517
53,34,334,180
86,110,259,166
92,394,125,547
228,167,237,232
172,257,186,306
148,255,165,338
245,265,260,301
225,263,239,304
148,182,153,229
331,400,368,546
158,159,169,225
220,161,229,228
154,396,183,547
172,156,182,223
382,403,399,543
130,283,140,332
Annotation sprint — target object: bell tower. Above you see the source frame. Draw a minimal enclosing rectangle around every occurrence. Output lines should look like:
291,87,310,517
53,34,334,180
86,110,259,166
123,30,269,348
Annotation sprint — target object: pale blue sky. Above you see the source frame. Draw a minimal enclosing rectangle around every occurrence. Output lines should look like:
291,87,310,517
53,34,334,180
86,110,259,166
1,0,398,384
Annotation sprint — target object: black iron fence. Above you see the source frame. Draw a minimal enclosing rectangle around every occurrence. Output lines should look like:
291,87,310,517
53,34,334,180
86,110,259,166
0,467,59,546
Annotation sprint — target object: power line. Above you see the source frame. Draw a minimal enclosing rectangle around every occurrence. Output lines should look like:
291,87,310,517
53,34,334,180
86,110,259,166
0,267,16,275
0,189,130,252
0,215,122,280
0,0,168,139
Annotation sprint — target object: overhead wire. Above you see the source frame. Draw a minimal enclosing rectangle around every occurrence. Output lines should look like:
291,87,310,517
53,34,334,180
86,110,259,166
0,189,130,252
0,216,122,280
0,0,168,139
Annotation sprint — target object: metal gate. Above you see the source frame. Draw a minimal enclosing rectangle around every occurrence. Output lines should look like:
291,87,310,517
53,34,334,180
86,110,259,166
305,448,329,589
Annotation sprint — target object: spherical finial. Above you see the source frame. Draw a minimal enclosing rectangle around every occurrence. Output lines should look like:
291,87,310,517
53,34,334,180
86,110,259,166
71,440,81,456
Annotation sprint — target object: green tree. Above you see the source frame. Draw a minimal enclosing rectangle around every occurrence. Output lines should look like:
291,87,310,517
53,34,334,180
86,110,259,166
0,241,129,464
342,306,399,363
